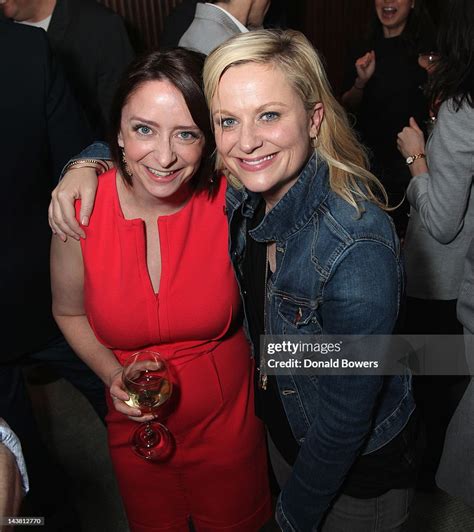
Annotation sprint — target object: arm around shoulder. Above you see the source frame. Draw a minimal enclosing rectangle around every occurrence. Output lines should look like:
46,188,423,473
50,142,113,240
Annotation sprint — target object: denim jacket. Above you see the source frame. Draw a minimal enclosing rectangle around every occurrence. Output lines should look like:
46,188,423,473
226,154,415,532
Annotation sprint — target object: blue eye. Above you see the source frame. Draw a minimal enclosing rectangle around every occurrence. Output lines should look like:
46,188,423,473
177,131,199,141
134,125,152,135
220,117,237,129
260,112,280,121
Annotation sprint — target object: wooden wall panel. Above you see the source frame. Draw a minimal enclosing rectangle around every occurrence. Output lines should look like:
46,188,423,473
99,0,185,50
294,0,373,96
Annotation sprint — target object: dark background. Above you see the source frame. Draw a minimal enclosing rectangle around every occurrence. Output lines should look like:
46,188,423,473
99,0,442,95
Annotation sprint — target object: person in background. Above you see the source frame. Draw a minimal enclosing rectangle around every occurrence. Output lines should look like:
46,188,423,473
161,0,284,50
160,0,199,49
50,48,271,532
341,0,436,237
397,0,474,499
0,418,29,523
178,0,271,55
0,0,134,137
0,20,103,531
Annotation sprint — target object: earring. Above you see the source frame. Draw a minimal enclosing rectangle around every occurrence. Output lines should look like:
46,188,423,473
121,147,133,177
311,135,318,148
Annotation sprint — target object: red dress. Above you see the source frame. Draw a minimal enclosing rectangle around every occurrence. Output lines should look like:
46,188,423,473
80,170,271,531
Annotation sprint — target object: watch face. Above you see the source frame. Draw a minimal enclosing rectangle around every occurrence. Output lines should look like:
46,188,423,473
406,156,414,164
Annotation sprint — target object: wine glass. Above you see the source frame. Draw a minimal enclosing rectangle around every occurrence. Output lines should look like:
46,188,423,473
122,350,173,461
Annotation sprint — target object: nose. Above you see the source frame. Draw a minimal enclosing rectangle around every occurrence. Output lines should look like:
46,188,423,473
155,135,178,168
238,121,263,154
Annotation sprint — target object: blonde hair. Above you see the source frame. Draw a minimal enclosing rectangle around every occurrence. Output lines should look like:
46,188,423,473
203,29,388,212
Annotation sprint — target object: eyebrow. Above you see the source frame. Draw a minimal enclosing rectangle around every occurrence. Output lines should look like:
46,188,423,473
212,102,289,117
129,116,200,129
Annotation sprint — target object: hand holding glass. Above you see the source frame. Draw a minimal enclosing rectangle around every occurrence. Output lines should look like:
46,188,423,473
122,351,173,461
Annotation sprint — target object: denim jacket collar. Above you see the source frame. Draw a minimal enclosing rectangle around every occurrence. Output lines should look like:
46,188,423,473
249,153,329,243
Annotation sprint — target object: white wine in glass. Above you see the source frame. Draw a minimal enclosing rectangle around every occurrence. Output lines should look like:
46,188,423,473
122,350,174,461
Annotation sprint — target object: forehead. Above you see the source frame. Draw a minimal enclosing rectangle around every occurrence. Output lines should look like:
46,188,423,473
214,62,301,109
123,79,194,121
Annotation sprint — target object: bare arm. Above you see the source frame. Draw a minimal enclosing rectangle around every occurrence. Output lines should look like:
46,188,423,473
341,51,375,112
50,236,151,421
49,141,112,241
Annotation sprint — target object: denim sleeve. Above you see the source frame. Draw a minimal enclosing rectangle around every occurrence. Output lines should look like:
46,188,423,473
59,141,112,179
276,240,402,532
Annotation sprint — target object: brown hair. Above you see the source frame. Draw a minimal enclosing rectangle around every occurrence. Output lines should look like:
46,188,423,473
109,48,215,192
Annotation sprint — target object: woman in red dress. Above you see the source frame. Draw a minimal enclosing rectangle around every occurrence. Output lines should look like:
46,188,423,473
50,49,271,532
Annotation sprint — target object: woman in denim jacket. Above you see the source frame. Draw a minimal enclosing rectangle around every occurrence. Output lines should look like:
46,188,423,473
204,30,416,531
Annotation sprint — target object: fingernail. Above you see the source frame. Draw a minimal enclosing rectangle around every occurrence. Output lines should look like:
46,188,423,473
81,216,89,226
60,234,67,242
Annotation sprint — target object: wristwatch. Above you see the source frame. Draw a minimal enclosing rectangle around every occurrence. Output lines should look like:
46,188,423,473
405,153,426,165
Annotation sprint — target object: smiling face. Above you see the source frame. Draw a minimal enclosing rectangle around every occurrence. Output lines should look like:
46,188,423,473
118,79,205,205
375,0,414,37
212,62,323,207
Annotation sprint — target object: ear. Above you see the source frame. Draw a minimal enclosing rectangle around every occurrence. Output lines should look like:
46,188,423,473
118,131,124,148
309,102,324,139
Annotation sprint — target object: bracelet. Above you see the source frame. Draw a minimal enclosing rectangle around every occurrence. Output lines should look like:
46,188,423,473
67,164,105,172
65,158,109,175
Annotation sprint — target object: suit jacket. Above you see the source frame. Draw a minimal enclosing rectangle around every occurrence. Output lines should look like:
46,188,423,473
48,0,134,136
160,0,199,49
178,3,243,56
0,20,92,360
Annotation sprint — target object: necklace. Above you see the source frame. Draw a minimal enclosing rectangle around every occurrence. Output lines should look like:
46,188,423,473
258,243,270,391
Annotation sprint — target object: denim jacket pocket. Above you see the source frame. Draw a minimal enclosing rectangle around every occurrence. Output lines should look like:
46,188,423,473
277,297,321,334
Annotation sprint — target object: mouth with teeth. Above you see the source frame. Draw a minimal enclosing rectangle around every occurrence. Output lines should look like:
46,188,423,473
237,153,278,171
381,6,398,18
145,165,181,181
